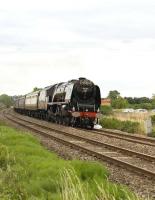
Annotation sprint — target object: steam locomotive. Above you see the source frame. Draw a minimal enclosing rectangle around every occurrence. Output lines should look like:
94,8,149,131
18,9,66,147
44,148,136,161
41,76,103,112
14,78,101,128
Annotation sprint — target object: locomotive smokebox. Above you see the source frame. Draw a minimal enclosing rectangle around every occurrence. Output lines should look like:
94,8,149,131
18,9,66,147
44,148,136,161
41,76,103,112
72,78,94,103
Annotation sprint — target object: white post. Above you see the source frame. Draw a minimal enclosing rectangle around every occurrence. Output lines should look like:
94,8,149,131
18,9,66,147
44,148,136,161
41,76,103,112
145,118,152,135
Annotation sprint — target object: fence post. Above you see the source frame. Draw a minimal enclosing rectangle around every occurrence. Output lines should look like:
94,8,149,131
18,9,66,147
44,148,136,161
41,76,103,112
145,118,152,135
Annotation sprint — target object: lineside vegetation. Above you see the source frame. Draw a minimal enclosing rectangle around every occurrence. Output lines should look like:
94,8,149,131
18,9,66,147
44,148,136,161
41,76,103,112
100,117,141,134
100,107,155,136
0,122,142,200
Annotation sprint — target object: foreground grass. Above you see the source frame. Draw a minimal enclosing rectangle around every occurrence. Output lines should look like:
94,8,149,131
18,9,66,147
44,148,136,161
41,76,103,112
0,123,142,200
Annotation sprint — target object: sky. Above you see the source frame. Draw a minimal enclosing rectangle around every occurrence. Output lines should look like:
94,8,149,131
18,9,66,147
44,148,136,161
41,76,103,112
0,0,155,97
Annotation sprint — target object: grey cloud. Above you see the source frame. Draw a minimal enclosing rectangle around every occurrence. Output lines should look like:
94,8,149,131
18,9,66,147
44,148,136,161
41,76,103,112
1,2,155,52
33,3,155,39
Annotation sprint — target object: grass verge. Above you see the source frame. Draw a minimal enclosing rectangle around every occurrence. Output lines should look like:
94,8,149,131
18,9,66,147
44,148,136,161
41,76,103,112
0,123,142,200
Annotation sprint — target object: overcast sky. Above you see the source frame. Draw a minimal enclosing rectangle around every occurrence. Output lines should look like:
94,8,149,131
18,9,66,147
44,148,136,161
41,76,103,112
0,0,155,97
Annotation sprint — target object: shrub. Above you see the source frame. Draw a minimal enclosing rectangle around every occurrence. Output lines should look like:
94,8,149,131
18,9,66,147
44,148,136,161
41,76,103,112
141,103,152,110
100,106,112,115
100,118,122,130
151,127,155,137
151,115,155,124
121,121,140,133
100,117,140,133
111,97,128,109
131,103,152,110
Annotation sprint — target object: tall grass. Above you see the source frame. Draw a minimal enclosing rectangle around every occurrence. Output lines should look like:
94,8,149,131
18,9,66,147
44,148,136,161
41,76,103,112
101,112,153,134
0,123,146,199
60,168,88,200
60,168,144,200
100,117,141,134
112,112,149,121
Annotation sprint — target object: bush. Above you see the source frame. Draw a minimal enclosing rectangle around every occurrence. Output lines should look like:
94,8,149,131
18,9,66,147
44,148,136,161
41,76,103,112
121,121,140,133
141,103,152,110
100,117,140,133
151,127,155,137
111,97,128,109
100,118,121,130
100,106,112,115
151,115,155,124
130,103,152,110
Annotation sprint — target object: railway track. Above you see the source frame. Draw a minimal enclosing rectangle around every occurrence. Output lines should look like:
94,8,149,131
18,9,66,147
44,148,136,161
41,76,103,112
0,107,6,112
92,128,155,147
3,111,155,180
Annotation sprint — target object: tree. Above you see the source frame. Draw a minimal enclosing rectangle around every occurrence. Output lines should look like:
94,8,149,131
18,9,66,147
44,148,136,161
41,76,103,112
33,87,42,92
125,97,151,104
151,95,155,109
124,97,134,104
0,94,14,107
141,103,152,110
140,97,151,103
111,97,128,109
108,90,120,100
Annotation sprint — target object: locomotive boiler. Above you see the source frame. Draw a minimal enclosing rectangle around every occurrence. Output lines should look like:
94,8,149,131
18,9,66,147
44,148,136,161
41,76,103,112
14,78,101,128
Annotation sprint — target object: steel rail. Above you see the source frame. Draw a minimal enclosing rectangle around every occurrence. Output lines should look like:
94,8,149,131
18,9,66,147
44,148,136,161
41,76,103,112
96,128,155,143
91,129,155,147
9,108,155,146
4,113,155,180
7,112,155,163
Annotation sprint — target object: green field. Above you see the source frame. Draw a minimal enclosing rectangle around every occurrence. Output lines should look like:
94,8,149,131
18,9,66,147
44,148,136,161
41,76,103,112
0,121,141,200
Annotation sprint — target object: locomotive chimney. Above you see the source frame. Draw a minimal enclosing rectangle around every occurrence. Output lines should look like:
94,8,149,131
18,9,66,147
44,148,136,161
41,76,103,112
79,77,86,80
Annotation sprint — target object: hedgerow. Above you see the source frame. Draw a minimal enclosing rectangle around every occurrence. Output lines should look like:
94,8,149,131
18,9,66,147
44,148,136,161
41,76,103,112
100,117,140,133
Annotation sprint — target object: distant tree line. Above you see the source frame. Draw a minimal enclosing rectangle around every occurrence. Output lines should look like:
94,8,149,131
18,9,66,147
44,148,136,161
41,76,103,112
1,88,155,110
124,96,155,110
0,87,42,108
106,90,155,110
0,94,14,108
